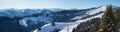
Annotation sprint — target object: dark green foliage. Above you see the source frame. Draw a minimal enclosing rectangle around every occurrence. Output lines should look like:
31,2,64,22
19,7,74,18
114,8,120,32
99,5,116,32
95,5,120,32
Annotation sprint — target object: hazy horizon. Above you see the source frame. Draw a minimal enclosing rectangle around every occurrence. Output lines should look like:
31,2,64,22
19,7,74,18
0,0,120,9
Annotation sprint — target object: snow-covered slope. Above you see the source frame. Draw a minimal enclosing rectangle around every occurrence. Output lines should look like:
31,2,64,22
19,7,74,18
86,6,106,15
60,6,119,32
38,6,107,32
59,13,104,32
59,6,106,32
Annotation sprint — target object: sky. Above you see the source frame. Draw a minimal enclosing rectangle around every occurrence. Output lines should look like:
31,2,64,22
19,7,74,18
0,0,120,9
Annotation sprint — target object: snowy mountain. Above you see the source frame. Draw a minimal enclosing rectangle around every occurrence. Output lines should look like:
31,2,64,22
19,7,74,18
38,6,106,32
38,6,119,32
0,5,119,32
0,9,62,17
0,8,63,32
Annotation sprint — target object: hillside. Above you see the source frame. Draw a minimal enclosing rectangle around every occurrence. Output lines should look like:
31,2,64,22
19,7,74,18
0,5,120,32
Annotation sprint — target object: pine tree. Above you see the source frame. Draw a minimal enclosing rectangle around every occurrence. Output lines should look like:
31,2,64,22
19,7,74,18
114,8,120,32
99,5,115,32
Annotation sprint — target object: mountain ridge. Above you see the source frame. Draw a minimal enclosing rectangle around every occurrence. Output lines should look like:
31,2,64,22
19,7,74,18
0,5,119,32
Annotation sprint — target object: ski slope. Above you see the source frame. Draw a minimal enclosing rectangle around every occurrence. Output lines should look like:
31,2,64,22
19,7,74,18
38,6,106,32
60,6,106,32
59,13,104,32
